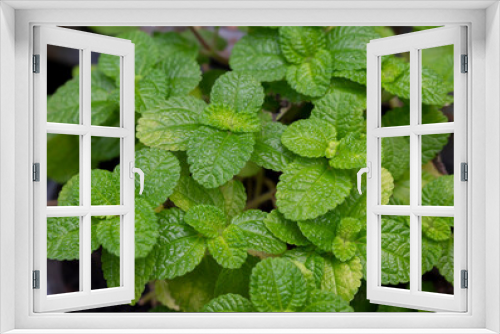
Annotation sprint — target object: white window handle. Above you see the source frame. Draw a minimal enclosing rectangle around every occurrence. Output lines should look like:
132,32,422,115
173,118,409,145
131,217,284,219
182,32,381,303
357,162,372,195
129,162,145,195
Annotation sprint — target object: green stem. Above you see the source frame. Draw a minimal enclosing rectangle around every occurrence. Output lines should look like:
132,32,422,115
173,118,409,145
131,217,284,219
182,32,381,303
245,191,274,209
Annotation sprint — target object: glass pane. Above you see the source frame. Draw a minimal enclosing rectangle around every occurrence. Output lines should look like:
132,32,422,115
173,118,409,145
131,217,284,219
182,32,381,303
421,216,454,295
381,52,410,127
91,136,121,206
47,133,80,206
421,45,454,123
421,133,454,206
381,136,410,205
92,216,121,290
380,215,410,290
91,52,120,127
47,216,81,295
47,44,80,124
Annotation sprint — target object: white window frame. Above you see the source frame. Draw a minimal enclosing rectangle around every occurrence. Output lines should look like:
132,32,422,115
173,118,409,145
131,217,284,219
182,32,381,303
0,1,499,333
33,26,136,312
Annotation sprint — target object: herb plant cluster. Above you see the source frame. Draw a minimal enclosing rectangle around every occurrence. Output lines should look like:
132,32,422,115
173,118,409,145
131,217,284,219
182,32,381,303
47,26,455,312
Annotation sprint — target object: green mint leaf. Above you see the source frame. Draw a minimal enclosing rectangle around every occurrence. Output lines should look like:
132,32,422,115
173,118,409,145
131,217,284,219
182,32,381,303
264,80,312,103
202,293,254,312
170,176,225,212
210,72,265,114
335,186,367,221
437,236,454,284
380,217,410,285
135,69,167,113
90,169,120,206
422,217,451,241
152,208,206,280
302,289,354,312
381,136,410,181
56,167,80,206
157,54,202,99
332,218,362,262
298,210,339,252
199,103,261,133
47,134,80,184
136,96,207,151
332,69,367,85
326,26,381,71
207,235,248,269
47,217,100,260
153,31,199,60
422,175,454,207
329,133,366,169
279,26,326,64
251,122,297,172
286,49,332,97
214,255,260,298
250,258,308,312
422,237,442,274
276,159,352,220
184,205,227,238
264,209,310,246
422,45,454,93
381,168,395,205
187,127,255,189
219,179,247,220
311,89,365,139
225,210,286,254
99,30,159,80
230,30,287,82
90,70,120,124
281,118,337,158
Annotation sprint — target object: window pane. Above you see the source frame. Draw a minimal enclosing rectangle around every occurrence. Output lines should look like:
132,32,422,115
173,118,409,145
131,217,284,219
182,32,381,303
421,216,454,295
421,45,454,124
92,216,121,290
47,133,80,206
421,133,454,206
91,52,120,127
381,136,410,205
47,44,80,124
381,52,410,127
380,215,410,290
47,216,81,295
91,136,121,206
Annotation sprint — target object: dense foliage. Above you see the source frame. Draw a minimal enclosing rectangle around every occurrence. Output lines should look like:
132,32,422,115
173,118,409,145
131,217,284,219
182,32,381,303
47,26,455,312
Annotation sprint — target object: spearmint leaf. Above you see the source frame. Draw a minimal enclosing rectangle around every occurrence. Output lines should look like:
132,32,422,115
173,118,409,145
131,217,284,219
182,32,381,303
332,218,362,262
202,294,254,312
422,217,451,241
336,186,366,220
47,217,100,260
135,69,167,113
99,30,159,80
157,54,202,98
311,89,365,139
210,72,265,114
422,175,454,207
184,205,227,238
152,208,206,280
381,136,410,181
329,133,366,169
187,127,255,189
199,103,261,133
302,289,354,312
153,31,199,60
316,255,363,302
332,69,367,85
422,237,442,274
136,96,207,151
214,255,260,298
170,176,225,212
219,180,247,219
281,118,337,158
56,169,80,206
326,26,381,71
422,45,454,93
297,210,339,252
97,198,158,258
437,236,454,284
286,49,332,97
166,256,222,312
276,159,352,221
90,70,119,124
230,30,287,82
47,134,80,184
381,168,395,205
90,169,120,206
250,258,308,312
47,78,79,124
279,26,326,64
264,210,310,246
226,210,286,254
251,122,296,172
133,148,181,206
380,217,410,285
207,235,248,269
264,80,312,103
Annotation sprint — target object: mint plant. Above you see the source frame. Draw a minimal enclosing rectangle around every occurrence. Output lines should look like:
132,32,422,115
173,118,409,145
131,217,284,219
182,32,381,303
46,26,455,312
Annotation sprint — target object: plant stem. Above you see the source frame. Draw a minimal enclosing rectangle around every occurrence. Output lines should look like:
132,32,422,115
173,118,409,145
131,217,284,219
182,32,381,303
245,191,274,209
188,27,229,66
